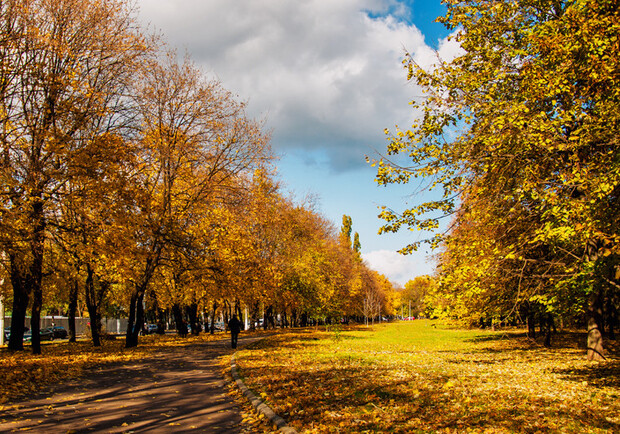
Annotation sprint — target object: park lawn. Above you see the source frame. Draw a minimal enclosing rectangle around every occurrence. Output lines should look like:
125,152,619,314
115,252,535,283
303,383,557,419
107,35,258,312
234,321,619,433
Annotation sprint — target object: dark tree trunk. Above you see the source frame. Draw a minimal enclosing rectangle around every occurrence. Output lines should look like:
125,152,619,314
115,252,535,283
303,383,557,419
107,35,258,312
27,199,45,355
188,303,199,335
605,287,617,340
282,310,288,328
125,286,146,348
126,291,138,347
543,313,554,348
209,300,218,334
526,305,536,339
172,303,187,337
68,276,79,342
30,280,42,355
84,265,101,347
292,309,298,328
249,301,260,331
149,292,166,334
538,313,544,335
223,300,230,331
8,253,29,351
125,254,158,348
157,308,167,334
264,305,275,329
202,307,208,332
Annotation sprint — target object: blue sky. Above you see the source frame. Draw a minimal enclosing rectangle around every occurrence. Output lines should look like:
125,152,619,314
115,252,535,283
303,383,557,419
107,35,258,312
137,0,459,286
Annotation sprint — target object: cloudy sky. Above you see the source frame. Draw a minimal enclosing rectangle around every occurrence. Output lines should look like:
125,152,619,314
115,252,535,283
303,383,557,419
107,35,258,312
137,0,460,286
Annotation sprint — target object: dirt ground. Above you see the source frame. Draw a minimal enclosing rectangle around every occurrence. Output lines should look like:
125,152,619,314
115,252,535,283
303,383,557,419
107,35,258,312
0,336,261,433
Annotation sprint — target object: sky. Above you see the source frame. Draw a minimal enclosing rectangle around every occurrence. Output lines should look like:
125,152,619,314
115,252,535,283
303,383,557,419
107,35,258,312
136,0,460,286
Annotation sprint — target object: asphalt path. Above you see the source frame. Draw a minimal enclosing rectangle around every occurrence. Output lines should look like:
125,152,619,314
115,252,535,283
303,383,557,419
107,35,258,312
0,336,263,433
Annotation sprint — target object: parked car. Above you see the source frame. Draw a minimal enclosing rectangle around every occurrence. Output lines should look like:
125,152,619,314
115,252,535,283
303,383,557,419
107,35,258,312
142,324,158,335
23,327,54,342
4,326,30,341
47,326,68,339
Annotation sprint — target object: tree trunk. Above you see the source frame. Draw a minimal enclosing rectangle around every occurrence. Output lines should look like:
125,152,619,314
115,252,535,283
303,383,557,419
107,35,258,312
263,305,270,330
587,289,605,361
157,308,167,334
125,285,146,348
188,303,199,335
172,304,186,337
605,287,617,340
223,300,230,331
543,313,554,348
68,277,79,342
8,253,29,351
235,301,243,330
292,309,298,328
209,300,218,334
28,198,46,355
249,301,260,331
526,305,536,339
125,254,158,348
84,265,102,347
282,310,288,328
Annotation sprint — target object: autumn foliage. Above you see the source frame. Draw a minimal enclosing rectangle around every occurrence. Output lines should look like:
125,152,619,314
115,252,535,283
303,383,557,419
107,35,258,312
375,0,619,357
0,0,396,355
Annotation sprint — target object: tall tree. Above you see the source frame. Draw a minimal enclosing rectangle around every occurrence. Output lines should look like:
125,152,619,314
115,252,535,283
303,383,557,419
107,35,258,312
0,0,150,353
123,54,270,347
375,0,619,358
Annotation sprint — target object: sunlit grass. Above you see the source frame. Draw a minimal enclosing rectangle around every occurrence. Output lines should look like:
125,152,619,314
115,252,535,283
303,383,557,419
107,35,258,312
236,320,620,433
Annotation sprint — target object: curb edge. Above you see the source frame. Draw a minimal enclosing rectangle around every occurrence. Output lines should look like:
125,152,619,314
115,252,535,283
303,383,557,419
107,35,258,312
231,353,298,434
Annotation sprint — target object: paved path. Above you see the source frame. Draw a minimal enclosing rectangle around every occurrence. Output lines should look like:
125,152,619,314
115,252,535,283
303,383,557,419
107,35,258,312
0,336,261,433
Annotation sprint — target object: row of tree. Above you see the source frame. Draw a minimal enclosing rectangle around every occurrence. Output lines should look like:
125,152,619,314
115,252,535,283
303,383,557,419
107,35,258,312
376,0,618,359
0,0,395,354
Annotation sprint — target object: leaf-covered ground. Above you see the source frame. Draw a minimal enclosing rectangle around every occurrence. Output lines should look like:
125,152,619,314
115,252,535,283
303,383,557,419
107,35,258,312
0,333,227,405
235,321,619,433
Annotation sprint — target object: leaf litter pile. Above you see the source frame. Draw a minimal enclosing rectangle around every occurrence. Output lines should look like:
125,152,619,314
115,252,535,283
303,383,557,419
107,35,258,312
235,321,619,433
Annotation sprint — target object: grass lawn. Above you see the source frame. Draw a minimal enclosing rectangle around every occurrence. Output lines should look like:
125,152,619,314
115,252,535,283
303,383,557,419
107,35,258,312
235,320,619,433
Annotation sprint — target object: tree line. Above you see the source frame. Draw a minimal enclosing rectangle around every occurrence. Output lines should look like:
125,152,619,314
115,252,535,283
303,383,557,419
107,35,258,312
376,0,618,359
0,0,395,354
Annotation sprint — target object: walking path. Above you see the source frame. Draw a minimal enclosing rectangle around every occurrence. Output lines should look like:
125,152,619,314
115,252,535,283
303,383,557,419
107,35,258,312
0,336,264,433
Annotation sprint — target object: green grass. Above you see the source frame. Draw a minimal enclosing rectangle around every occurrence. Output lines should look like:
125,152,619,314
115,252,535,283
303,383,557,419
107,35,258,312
236,320,619,433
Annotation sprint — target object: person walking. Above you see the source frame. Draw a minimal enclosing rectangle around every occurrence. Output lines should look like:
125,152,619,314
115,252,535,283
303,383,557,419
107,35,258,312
228,315,242,349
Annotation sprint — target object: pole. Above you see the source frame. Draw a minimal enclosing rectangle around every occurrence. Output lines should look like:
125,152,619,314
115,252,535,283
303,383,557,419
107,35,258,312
0,294,4,346
0,251,4,345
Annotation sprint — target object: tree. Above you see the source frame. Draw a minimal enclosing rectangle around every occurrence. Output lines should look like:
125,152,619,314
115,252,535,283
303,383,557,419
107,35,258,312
401,276,434,318
123,54,271,347
0,0,151,353
375,0,619,358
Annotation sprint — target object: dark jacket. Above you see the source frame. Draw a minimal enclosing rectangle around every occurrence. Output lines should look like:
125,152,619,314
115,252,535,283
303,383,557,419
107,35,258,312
228,316,242,334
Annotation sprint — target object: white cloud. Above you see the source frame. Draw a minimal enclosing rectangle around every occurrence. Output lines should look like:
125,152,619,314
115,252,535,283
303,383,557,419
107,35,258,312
362,249,434,286
137,0,432,170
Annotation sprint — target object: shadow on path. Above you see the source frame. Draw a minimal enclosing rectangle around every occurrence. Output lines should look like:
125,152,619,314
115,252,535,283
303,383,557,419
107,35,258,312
0,336,263,433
